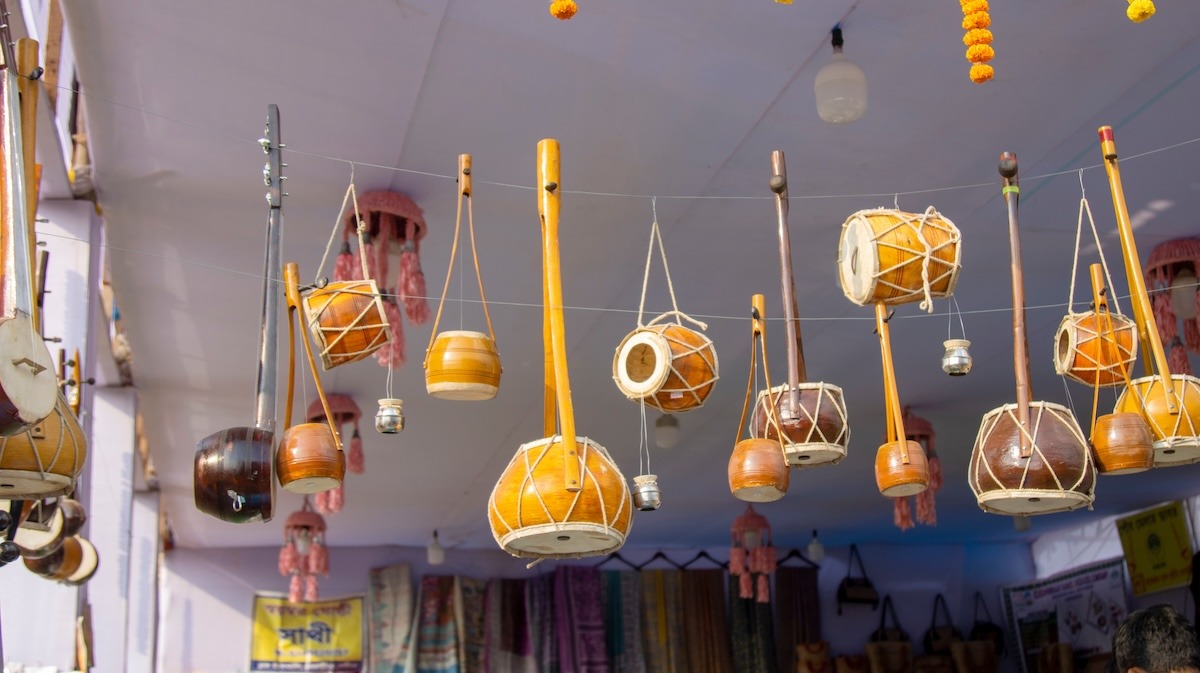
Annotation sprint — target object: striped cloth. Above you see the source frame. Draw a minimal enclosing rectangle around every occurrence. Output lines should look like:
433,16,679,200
529,572,559,673
730,573,778,673
457,577,487,673
367,563,415,673
485,578,537,673
681,569,734,673
640,569,685,673
416,575,461,673
555,566,609,673
602,571,646,673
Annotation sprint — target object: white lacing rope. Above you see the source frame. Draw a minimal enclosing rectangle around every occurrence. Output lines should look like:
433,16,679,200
637,198,684,329
1066,170,1123,316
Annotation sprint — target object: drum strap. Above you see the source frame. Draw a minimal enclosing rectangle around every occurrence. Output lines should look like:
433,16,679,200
316,181,372,284
737,295,783,446
636,199,707,332
1066,175,1124,317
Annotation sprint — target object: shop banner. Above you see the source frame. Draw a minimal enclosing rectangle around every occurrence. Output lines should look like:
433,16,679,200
1001,558,1128,673
250,594,365,672
1116,500,1194,596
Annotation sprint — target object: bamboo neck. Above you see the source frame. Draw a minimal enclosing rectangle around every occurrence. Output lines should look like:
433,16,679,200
770,150,807,393
285,262,341,450
1000,153,1034,456
16,40,38,329
875,303,906,447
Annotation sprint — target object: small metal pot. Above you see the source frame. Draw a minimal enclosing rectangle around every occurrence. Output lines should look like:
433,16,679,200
941,339,973,376
375,399,405,434
631,474,662,511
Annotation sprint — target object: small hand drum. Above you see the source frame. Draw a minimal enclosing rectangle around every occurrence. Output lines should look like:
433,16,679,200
613,322,718,414
838,208,962,308
425,330,502,401
1054,311,1137,387
303,279,391,370
728,437,789,502
750,383,849,467
1115,374,1200,465
0,393,87,498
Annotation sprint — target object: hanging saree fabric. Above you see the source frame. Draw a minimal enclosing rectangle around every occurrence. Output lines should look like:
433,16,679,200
555,566,609,673
681,569,734,673
529,572,560,673
367,562,415,673
731,573,779,673
774,566,822,673
603,571,647,673
415,575,462,673
640,569,686,673
486,578,537,673
457,576,488,673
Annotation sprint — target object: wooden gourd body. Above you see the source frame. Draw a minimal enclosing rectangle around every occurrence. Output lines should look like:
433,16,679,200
194,426,274,523
749,383,849,467
425,330,502,401
875,440,928,497
14,497,86,558
0,392,86,498
1114,374,1200,464
23,534,96,583
488,436,632,559
728,437,789,502
276,423,344,494
1091,412,1154,475
612,323,717,413
837,209,961,307
1053,312,1137,387
969,402,1094,515
303,279,391,370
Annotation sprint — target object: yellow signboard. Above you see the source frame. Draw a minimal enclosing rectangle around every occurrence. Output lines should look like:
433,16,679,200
1116,501,1194,597
250,594,364,672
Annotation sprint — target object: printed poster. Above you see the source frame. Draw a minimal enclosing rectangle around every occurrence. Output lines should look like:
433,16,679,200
251,593,365,672
1116,500,1194,596
1001,558,1128,673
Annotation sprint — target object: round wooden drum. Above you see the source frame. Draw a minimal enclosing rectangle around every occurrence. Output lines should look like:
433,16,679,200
13,499,84,559
749,383,849,467
969,402,1095,515
303,279,391,370
63,536,99,585
1091,412,1154,475
728,437,789,502
276,423,345,494
23,534,94,582
0,394,86,498
194,426,274,523
612,324,718,413
875,440,928,497
425,330,502,401
838,208,962,307
488,436,632,559
1054,311,1137,387
1115,374,1200,464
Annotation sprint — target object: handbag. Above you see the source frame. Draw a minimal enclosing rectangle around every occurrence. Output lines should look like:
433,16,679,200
967,592,1006,659
950,641,998,673
914,655,956,673
866,642,913,673
870,596,911,643
837,544,880,614
923,594,963,655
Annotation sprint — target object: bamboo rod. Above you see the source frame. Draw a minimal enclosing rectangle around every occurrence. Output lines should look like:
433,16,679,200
1000,152,1032,457
770,151,806,413
875,302,908,459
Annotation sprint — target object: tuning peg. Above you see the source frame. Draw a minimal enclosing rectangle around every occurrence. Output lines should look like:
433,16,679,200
0,540,18,564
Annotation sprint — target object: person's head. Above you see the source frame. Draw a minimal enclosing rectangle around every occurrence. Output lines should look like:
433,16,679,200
1114,604,1200,673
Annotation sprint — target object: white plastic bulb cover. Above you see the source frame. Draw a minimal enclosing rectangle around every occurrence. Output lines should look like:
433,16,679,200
655,415,680,449
815,52,867,124
427,535,445,565
1171,271,1197,320
807,535,825,562
294,528,313,556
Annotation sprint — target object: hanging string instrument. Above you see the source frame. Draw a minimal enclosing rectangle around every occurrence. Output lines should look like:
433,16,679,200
424,154,502,400
728,293,790,502
1099,126,1200,465
750,150,848,466
193,105,284,523
488,139,632,559
873,303,928,497
968,153,1094,515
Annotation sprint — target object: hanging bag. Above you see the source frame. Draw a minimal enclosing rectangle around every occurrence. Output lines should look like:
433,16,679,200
837,544,880,614
870,596,911,643
967,592,1006,659
923,594,963,655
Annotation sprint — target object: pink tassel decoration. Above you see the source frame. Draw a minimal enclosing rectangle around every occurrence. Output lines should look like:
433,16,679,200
1169,339,1193,376
1152,291,1179,341
279,540,299,576
1185,319,1200,359
400,219,430,325
729,546,746,575
375,295,406,367
757,574,770,604
362,239,376,281
305,574,319,603
739,571,753,600
314,490,331,514
348,429,365,474
894,497,914,531
328,483,344,513
334,241,356,283
763,544,777,574
309,542,329,576
289,573,303,604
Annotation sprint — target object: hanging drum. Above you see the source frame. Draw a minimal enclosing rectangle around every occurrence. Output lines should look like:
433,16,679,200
1099,127,1200,465
23,534,97,584
838,207,962,311
750,151,848,466
729,294,789,502
873,303,929,498
425,155,502,401
487,139,632,559
968,153,1094,515
13,497,86,559
0,394,86,498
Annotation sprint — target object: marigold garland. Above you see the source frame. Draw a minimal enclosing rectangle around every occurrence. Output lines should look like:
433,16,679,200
549,0,577,20
960,0,994,84
961,12,991,30
966,44,995,62
1127,0,1155,22
970,63,995,84
963,29,993,46
960,0,989,15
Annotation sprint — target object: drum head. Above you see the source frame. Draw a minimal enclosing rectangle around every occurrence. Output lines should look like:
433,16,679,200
0,315,59,434
499,523,626,558
13,500,64,558
977,490,1092,515
65,537,98,585
838,218,877,305
613,330,671,399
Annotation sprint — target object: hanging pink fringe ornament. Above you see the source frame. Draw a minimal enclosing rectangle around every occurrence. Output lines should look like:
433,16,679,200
399,218,431,325
376,295,406,367
730,505,776,603
289,574,304,604
892,407,938,529
315,490,331,514
893,497,915,530
349,429,365,474
305,574,319,602
309,539,329,576
1145,238,1200,374
278,540,299,576
281,500,329,603
334,240,356,283
328,483,345,512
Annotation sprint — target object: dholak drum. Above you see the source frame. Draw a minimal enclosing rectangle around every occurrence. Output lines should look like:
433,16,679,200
1115,374,1200,464
969,402,1095,515
750,383,849,466
14,498,86,559
728,437,789,502
425,330,502,401
1091,412,1154,475
276,423,345,494
23,535,97,584
1054,312,1137,387
194,427,274,523
613,323,718,413
875,440,928,497
488,436,632,559
0,393,86,498
63,536,99,585
838,208,962,308
303,279,391,370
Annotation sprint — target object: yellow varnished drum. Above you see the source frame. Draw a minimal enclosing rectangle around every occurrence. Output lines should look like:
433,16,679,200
1115,374,1200,464
303,279,391,370
838,208,962,308
0,394,86,498
875,440,928,497
1054,311,1137,387
613,323,718,413
425,330,502,401
488,436,632,559
750,383,849,467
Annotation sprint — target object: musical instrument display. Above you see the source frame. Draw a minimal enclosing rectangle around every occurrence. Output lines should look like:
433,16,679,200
729,294,790,502
838,207,961,310
874,302,929,497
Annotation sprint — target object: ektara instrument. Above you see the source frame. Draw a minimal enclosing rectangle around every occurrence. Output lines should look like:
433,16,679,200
1100,126,1200,464
873,303,928,497
837,207,961,311
729,294,790,502
487,140,632,559
968,153,1094,515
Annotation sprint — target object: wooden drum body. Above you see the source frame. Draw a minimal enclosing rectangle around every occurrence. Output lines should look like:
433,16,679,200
0,394,86,498
276,423,345,494
728,437,789,502
1054,312,1137,386
838,208,962,307
488,436,632,559
24,535,97,584
14,498,85,559
969,402,1094,515
425,330,502,401
613,324,718,413
749,383,849,467
875,440,928,497
303,279,391,370
194,426,274,523
1092,412,1154,475
1115,374,1200,464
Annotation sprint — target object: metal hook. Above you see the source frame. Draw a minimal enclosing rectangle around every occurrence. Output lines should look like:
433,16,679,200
1077,169,1087,199
227,490,245,512
894,193,900,210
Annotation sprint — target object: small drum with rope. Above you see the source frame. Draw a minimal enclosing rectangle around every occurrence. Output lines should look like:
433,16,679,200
728,295,789,502
0,393,86,498
23,534,97,584
13,497,85,559
838,207,961,311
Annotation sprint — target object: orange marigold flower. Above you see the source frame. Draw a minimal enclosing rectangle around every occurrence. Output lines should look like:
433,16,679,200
960,0,989,15
963,28,994,46
961,11,991,30
966,44,996,62
550,0,577,20
970,63,995,84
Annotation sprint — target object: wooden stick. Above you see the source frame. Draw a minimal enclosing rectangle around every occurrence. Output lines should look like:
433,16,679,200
16,39,37,328
537,139,581,493
285,262,341,451
1098,126,1178,411
770,151,806,417
1000,152,1032,457
735,294,767,446
875,302,908,460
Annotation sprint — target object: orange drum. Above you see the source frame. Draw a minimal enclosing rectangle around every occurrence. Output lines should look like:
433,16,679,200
728,437,789,502
276,423,344,494
875,440,928,497
1053,311,1137,387
425,330,502,401
838,208,962,308
613,322,718,414
1115,374,1200,464
1091,412,1153,475
488,436,632,559
303,279,391,370
750,383,849,467
969,402,1095,515
0,393,86,498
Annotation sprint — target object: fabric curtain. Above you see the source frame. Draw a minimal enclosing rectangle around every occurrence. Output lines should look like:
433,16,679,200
603,571,647,673
529,572,559,673
555,566,609,673
415,574,461,673
368,562,415,673
457,576,488,673
775,566,822,673
486,578,537,673
731,573,778,673
640,569,686,673
681,569,734,673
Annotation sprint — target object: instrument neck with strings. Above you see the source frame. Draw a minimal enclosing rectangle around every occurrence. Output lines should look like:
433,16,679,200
770,150,806,405
1000,153,1033,455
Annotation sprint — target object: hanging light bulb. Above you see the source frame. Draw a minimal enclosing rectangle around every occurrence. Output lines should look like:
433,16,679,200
806,529,825,562
426,530,445,566
294,527,313,556
655,415,680,449
1171,269,1198,320
814,25,868,125
1013,515,1032,532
